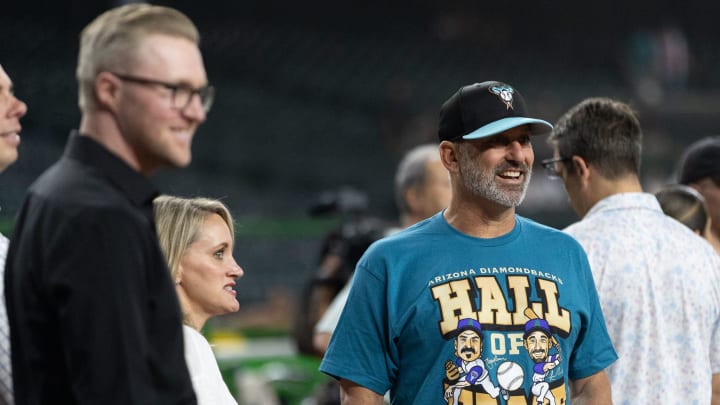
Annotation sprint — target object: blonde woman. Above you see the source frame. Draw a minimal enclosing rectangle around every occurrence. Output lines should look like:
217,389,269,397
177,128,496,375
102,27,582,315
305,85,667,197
154,195,244,405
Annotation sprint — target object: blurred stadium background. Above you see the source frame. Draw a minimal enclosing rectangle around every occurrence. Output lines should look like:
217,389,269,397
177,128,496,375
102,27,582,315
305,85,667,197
2,0,719,402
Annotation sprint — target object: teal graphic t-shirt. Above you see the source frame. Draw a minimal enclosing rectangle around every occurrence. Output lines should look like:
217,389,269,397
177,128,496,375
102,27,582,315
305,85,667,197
320,213,617,404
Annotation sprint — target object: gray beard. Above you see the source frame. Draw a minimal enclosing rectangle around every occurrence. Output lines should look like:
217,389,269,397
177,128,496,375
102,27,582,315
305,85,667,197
458,151,531,208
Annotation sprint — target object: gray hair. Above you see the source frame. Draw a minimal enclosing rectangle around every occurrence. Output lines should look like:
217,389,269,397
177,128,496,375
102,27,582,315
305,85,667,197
394,144,440,215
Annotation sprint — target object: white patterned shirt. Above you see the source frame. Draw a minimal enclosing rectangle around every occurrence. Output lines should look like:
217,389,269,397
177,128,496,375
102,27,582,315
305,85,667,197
0,233,13,405
565,193,720,405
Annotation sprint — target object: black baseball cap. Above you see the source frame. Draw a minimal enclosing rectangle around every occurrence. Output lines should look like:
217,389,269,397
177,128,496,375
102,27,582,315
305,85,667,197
438,81,553,142
678,136,720,185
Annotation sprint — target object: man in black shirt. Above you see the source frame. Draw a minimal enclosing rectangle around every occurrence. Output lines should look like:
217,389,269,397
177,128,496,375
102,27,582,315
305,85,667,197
5,4,214,404
0,63,28,405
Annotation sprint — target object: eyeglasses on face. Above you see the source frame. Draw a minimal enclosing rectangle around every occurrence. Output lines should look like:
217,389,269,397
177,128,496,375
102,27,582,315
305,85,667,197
109,72,215,113
540,156,571,178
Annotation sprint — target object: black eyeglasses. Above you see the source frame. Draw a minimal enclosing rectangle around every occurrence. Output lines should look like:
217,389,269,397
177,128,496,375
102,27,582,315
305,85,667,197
110,72,215,113
540,157,571,178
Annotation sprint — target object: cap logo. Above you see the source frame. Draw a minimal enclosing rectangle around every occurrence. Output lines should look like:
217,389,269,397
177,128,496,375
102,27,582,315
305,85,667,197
489,84,515,110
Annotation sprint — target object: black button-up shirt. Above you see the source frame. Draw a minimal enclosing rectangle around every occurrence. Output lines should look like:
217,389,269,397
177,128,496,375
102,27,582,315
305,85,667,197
5,132,196,404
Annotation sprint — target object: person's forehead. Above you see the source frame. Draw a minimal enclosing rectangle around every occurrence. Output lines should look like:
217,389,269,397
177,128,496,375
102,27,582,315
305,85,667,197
699,177,720,189
132,35,204,73
469,124,532,144
459,330,480,338
527,330,548,339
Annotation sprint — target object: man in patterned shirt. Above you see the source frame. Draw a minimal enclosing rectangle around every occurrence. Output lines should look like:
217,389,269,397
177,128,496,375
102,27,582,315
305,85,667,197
0,63,28,405
545,97,720,404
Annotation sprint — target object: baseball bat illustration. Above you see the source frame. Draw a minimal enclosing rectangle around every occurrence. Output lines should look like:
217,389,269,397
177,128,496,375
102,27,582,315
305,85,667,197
523,307,540,322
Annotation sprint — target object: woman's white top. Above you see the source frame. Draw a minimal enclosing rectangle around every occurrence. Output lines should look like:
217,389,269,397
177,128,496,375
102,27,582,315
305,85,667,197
183,325,238,405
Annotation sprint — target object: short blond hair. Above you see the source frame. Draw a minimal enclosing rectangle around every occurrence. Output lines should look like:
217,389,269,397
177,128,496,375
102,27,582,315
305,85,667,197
76,3,199,111
153,195,235,280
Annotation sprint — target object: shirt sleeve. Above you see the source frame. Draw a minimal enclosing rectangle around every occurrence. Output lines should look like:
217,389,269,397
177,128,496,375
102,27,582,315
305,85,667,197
319,261,394,395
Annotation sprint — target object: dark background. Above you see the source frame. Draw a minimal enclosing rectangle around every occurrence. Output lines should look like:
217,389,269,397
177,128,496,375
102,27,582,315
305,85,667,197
2,0,719,313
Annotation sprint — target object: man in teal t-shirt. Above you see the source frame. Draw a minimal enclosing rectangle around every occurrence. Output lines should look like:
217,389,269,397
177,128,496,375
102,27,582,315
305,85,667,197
320,81,617,404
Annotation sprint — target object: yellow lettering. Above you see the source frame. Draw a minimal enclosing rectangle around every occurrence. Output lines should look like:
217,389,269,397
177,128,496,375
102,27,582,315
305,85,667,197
508,333,524,355
507,276,530,325
431,279,476,336
488,333,525,355
474,276,512,325
537,279,571,334
489,333,506,355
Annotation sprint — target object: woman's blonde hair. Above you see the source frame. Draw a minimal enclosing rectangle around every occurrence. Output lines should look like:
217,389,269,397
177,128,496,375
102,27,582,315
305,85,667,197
153,195,235,280
76,3,199,111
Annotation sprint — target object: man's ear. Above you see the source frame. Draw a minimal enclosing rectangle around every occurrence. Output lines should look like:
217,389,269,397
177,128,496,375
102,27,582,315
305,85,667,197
94,71,121,111
439,141,460,173
571,155,591,183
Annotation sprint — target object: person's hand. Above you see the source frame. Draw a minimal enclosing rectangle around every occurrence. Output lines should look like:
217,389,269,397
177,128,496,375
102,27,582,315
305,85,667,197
445,360,460,381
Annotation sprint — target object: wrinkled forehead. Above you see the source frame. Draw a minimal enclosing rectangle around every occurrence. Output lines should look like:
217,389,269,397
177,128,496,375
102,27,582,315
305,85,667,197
458,330,481,340
526,330,549,340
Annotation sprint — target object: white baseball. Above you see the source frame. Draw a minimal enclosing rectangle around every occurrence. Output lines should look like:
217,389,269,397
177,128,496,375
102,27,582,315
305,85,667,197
496,361,524,391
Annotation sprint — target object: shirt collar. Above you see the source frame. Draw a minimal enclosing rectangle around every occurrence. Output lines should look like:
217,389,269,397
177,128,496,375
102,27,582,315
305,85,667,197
585,192,663,219
64,130,160,207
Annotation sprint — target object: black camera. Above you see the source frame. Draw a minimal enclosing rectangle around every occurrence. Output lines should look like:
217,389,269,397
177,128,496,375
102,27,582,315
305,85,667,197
294,186,392,357
309,186,391,282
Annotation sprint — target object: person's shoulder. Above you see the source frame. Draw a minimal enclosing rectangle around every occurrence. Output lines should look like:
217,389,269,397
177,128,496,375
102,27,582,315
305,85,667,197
658,213,719,257
30,156,123,204
518,216,588,252
518,216,575,240
22,171,149,236
363,215,440,255
382,214,441,240
560,216,600,244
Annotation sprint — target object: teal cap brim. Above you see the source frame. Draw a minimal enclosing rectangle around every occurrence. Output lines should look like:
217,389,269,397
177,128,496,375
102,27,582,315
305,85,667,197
462,117,553,140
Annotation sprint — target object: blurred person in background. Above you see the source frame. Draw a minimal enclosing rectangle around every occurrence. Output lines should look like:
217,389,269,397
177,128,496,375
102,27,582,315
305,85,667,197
310,143,450,405
654,183,707,236
312,142,451,355
4,4,212,403
294,187,391,358
0,63,28,405
321,81,616,404
546,97,720,404
392,143,453,231
678,136,720,254
154,195,244,405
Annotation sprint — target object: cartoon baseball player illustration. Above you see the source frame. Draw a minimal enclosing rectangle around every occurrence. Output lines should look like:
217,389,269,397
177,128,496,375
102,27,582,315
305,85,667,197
523,308,562,405
444,318,508,404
